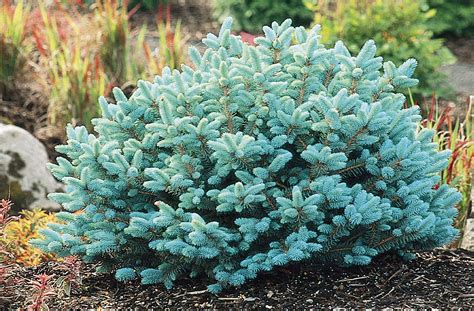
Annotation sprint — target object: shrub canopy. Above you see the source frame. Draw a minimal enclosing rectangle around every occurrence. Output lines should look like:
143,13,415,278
32,18,460,293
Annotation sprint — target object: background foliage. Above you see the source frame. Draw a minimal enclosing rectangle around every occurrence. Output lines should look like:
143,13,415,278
213,0,313,33
426,0,474,37
305,0,456,99
0,0,31,94
1,0,186,130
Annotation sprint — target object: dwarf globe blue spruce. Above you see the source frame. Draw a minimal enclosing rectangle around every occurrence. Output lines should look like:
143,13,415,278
31,17,461,293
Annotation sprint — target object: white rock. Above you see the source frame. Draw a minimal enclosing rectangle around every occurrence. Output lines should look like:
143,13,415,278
0,123,62,212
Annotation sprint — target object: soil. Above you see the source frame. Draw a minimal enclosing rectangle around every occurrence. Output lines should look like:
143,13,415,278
0,80,62,161
446,37,474,65
439,37,474,119
3,248,473,309
131,0,219,48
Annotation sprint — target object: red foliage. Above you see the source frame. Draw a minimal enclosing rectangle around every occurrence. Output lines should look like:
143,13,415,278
27,274,56,311
240,31,258,45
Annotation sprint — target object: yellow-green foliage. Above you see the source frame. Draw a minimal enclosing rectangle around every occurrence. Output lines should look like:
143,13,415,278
94,0,145,86
427,0,474,37
0,0,31,93
1,209,57,266
305,0,456,99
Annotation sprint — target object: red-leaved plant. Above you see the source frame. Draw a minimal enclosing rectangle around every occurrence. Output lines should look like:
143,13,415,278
27,274,56,311
0,198,17,264
421,95,473,232
0,199,21,306
55,256,83,296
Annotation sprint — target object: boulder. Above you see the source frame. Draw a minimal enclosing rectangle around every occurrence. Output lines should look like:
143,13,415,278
0,123,62,214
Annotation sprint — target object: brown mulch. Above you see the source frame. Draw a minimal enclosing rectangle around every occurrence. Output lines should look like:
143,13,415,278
0,80,62,161
130,0,219,47
2,248,473,309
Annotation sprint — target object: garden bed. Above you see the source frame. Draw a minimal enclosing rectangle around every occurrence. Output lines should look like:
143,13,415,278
5,249,473,309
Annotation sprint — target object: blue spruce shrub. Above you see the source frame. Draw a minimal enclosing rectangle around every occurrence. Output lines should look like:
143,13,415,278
31,18,461,293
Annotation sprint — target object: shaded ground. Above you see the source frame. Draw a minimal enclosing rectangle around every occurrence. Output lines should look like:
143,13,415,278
441,63,474,96
438,37,474,118
446,37,474,64
131,0,219,50
3,249,473,309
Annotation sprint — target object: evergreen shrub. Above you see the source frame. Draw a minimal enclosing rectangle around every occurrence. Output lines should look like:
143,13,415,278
427,0,474,37
213,0,313,33
307,0,456,99
32,18,461,293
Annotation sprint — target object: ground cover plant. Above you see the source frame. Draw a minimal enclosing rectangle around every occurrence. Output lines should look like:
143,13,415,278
0,198,18,306
0,208,58,266
0,197,84,309
30,17,463,293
